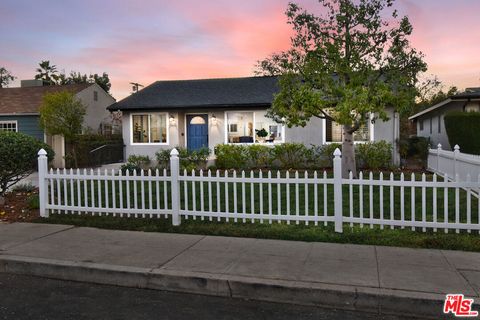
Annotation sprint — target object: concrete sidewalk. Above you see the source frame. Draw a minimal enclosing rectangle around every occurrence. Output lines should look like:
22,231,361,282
0,223,478,319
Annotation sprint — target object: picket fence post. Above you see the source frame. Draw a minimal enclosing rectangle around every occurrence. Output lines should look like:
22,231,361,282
453,144,460,179
37,149,48,218
436,143,442,173
333,148,343,233
170,148,181,226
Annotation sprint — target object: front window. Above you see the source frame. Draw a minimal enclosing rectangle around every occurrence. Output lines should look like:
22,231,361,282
325,118,371,143
255,112,284,143
225,111,284,144
132,113,167,144
226,112,254,143
0,121,17,132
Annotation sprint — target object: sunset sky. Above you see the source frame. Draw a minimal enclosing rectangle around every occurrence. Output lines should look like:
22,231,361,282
1,0,479,100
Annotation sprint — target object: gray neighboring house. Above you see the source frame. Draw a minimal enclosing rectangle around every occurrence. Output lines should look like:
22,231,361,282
108,76,400,164
409,88,480,150
0,79,116,167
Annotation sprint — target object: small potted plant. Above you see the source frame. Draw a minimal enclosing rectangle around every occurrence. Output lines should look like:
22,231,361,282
255,128,269,142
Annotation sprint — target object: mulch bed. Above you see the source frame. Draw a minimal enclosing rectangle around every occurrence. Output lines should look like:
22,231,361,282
0,189,39,222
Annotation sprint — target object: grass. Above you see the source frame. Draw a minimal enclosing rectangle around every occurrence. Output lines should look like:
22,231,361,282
35,214,480,252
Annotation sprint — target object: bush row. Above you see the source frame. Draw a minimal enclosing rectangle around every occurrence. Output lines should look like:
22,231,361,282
121,147,210,173
214,141,392,170
122,141,394,173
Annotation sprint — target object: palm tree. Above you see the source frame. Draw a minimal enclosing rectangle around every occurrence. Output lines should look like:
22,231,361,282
35,60,59,85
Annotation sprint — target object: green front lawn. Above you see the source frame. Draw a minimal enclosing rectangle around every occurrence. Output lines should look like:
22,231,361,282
35,214,480,252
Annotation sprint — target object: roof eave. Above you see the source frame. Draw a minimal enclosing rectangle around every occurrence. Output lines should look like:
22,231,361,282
408,98,454,120
107,102,272,112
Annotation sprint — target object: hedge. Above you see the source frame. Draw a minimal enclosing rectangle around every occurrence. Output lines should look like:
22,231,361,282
444,111,480,154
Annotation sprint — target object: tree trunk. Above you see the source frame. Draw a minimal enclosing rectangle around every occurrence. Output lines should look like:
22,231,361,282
342,125,357,178
71,143,78,168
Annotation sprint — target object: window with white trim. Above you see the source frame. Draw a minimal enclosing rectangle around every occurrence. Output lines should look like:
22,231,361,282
225,111,285,144
131,113,167,144
0,121,17,132
325,118,371,143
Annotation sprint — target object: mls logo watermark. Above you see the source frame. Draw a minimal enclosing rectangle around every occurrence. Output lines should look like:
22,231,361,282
444,294,478,317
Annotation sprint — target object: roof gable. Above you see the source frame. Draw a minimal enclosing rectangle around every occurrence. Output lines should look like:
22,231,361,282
0,84,91,114
109,76,279,111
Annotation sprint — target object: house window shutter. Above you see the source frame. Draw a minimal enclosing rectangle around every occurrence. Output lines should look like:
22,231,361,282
326,118,332,142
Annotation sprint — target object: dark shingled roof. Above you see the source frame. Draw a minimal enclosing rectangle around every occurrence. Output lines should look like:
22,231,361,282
0,84,91,114
450,92,480,100
108,76,279,111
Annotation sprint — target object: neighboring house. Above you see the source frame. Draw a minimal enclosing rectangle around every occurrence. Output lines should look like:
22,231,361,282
0,79,116,167
409,88,480,150
108,76,400,164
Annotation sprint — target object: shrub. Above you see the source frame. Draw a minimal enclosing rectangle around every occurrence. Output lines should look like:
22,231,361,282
127,155,151,169
356,141,392,170
214,144,249,169
11,183,36,193
271,143,313,169
0,131,54,196
155,147,210,171
445,111,480,154
313,143,342,168
246,145,273,169
120,162,140,174
407,136,429,160
178,147,210,171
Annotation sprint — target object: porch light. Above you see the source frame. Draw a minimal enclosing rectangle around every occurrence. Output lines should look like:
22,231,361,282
211,114,217,126
169,115,176,126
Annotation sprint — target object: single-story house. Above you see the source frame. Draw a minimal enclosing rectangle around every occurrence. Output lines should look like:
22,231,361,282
408,88,480,150
108,76,400,164
0,79,116,167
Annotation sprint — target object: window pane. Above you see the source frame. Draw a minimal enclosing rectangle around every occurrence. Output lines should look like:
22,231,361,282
255,112,284,143
353,121,370,141
326,119,370,142
226,112,254,143
0,122,17,132
150,114,167,143
331,121,343,142
132,115,149,143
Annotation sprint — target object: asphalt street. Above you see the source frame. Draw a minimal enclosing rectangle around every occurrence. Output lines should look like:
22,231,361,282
0,273,413,320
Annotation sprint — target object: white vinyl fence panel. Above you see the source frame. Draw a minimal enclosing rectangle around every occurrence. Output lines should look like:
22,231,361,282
37,147,480,234
428,144,480,182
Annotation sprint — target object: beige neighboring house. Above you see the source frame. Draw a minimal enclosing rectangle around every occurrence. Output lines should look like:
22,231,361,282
0,79,116,167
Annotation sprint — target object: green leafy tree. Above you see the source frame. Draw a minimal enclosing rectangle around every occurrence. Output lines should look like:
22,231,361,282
0,67,15,88
0,131,54,196
58,71,111,93
35,60,60,85
257,0,427,177
90,72,111,92
415,76,458,112
39,91,86,167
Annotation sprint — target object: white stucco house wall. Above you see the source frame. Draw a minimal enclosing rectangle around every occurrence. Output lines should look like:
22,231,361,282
409,88,480,150
108,76,400,165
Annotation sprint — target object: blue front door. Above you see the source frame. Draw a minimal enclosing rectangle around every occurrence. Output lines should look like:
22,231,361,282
187,114,208,151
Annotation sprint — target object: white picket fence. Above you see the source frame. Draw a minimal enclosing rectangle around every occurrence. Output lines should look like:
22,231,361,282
428,144,480,182
37,148,480,233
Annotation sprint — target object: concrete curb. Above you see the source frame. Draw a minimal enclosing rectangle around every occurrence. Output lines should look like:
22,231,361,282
0,254,454,319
